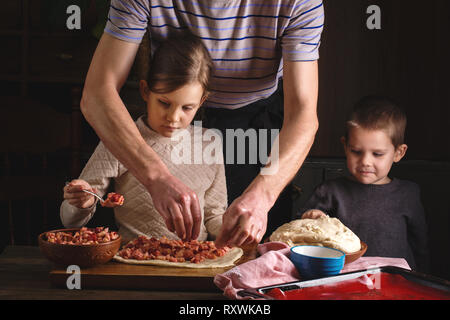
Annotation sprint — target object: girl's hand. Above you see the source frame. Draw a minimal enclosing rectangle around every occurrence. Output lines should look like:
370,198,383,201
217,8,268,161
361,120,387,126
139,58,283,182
63,179,97,209
301,209,327,219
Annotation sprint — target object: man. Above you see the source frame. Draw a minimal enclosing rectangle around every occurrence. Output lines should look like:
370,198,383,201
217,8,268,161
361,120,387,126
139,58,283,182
81,0,324,247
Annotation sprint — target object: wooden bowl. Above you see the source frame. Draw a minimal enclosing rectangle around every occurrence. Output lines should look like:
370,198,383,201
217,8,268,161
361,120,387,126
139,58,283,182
38,228,121,268
344,241,368,265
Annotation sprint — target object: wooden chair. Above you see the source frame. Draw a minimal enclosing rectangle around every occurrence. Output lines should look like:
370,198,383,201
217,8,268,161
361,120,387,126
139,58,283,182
0,92,82,249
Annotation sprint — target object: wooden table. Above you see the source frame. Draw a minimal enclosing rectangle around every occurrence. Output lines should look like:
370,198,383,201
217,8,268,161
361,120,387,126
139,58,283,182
0,246,228,300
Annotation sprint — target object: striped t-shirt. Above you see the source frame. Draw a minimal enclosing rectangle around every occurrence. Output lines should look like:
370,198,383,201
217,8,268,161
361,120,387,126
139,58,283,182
105,0,324,109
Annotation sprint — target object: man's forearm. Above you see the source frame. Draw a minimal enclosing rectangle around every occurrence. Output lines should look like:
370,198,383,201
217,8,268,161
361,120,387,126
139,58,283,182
249,59,319,205
279,109,317,178
80,85,168,188
252,107,318,204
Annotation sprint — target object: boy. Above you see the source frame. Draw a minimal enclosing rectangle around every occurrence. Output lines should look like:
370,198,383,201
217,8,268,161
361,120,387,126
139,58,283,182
298,96,429,272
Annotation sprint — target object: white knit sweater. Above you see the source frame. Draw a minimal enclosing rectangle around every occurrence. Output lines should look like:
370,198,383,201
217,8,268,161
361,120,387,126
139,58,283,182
60,116,227,244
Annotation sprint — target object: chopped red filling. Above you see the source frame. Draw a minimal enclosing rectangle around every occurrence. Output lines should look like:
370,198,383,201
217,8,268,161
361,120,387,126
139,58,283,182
118,236,230,264
101,192,124,208
46,227,119,245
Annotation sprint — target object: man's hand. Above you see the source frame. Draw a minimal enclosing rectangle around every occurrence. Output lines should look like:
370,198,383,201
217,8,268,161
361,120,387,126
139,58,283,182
215,179,273,248
147,171,202,241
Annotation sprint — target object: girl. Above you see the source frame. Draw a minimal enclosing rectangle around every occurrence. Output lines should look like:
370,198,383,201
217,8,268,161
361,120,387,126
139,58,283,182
61,34,226,244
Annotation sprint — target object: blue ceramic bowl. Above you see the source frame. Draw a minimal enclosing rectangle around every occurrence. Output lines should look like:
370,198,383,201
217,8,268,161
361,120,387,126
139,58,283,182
290,245,345,279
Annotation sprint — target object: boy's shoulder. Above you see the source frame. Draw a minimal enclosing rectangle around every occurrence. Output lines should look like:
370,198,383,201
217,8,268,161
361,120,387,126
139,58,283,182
315,176,421,194
311,176,350,194
317,176,352,188
391,177,421,193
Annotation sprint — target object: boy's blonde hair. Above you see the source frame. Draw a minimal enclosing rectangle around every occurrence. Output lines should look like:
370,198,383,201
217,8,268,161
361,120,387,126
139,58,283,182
345,96,407,147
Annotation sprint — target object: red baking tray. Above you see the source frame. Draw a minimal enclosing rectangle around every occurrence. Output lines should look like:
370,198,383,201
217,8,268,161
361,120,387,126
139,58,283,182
238,266,450,300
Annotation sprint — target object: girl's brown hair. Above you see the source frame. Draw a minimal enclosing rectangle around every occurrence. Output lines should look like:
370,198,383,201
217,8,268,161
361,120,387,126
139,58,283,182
146,32,213,99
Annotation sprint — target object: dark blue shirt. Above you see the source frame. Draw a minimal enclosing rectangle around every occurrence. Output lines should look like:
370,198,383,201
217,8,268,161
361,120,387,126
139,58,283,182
297,177,430,272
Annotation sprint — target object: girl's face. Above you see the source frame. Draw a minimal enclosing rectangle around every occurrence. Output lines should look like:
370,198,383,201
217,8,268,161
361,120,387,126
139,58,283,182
342,127,407,185
140,80,205,137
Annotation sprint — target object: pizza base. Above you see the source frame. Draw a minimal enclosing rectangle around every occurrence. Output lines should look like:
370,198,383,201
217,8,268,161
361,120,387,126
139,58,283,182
113,247,244,269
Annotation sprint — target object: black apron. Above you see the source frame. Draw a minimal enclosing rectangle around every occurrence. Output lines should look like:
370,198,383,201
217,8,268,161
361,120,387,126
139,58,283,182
203,80,292,237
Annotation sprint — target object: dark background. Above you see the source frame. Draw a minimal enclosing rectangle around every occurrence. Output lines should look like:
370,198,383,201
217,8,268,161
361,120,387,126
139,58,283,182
0,0,449,280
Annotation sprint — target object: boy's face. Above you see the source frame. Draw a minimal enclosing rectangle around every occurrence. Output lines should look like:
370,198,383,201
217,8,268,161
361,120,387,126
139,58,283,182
140,80,204,137
342,127,407,185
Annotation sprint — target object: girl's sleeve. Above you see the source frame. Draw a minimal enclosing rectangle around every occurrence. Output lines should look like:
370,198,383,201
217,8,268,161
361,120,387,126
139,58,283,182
60,142,120,228
203,151,227,240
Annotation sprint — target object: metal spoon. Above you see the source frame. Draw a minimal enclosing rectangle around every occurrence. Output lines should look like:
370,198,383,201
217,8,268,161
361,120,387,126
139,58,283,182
79,189,105,205
65,181,105,205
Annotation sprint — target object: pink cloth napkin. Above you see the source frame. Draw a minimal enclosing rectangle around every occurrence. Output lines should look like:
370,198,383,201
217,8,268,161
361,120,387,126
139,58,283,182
214,242,410,300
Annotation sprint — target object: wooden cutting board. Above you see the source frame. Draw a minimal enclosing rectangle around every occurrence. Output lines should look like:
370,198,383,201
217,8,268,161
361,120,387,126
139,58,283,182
49,245,257,291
